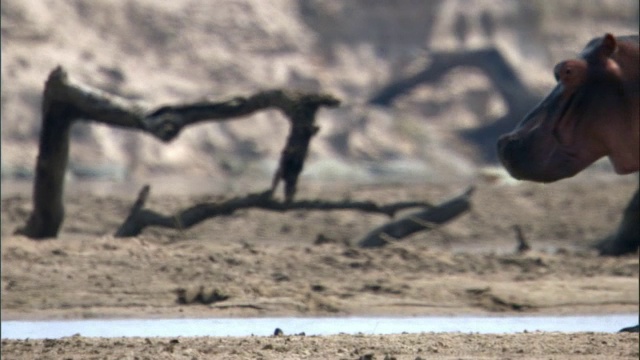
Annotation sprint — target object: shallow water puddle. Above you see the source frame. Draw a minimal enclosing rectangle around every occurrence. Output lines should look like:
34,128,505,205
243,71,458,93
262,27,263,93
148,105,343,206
2,315,636,339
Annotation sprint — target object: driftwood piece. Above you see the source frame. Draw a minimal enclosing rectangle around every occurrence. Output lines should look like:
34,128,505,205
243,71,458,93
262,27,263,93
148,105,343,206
16,66,339,239
357,187,474,248
145,92,339,202
512,225,531,254
115,186,436,237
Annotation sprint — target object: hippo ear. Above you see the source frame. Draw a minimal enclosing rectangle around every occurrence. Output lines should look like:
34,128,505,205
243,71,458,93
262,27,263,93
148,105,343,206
598,33,618,59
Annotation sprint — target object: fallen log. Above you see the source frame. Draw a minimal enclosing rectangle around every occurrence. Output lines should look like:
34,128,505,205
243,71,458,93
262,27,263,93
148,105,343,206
115,186,436,238
357,187,474,248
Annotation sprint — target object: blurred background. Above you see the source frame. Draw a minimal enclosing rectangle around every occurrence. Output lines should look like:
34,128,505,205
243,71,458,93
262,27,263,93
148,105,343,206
1,0,638,193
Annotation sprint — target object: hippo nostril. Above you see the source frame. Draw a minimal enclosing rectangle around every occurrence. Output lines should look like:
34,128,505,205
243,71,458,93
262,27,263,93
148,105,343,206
496,137,538,180
497,136,527,173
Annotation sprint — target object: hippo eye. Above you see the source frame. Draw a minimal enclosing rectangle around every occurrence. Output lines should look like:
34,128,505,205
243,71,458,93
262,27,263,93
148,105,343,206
560,67,572,81
554,61,575,82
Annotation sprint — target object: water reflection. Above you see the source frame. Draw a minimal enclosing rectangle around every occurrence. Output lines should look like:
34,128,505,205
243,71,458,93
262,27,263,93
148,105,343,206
2,315,636,339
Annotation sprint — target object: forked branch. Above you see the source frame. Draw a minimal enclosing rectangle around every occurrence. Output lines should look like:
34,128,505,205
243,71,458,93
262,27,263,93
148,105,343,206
115,185,437,237
16,66,339,239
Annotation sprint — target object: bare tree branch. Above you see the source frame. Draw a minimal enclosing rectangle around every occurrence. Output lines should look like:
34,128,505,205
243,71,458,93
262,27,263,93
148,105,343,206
16,66,340,239
114,185,436,238
357,187,474,248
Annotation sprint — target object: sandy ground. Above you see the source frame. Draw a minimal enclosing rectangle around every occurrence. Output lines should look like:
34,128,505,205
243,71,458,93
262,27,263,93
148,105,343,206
2,172,639,359
2,332,638,360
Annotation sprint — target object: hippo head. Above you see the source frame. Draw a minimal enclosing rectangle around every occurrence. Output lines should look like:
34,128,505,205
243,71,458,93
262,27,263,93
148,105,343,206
497,33,639,182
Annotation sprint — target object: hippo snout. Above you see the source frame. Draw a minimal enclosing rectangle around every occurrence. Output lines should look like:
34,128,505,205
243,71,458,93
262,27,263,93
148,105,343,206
497,133,575,183
496,135,524,178
497,134,545,181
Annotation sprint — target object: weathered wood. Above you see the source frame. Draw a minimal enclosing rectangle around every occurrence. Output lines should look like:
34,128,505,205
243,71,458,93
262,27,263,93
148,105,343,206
114,186,436,238
114,185,151,238
513,225,531,254
357,187,474,248
16,66,340,239
143,91,340,202
15,71,77,238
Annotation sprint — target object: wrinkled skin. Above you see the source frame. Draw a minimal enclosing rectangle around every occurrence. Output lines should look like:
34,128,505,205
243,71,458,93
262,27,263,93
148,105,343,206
497,34,639,182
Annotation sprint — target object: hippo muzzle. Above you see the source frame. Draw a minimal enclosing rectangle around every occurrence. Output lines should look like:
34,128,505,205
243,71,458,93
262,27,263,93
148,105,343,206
497,34,639,183
496,86,590,183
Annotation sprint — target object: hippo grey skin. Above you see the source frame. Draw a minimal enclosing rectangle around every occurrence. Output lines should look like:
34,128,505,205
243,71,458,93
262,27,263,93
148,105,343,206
497,33,638,181
497,34,639,333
